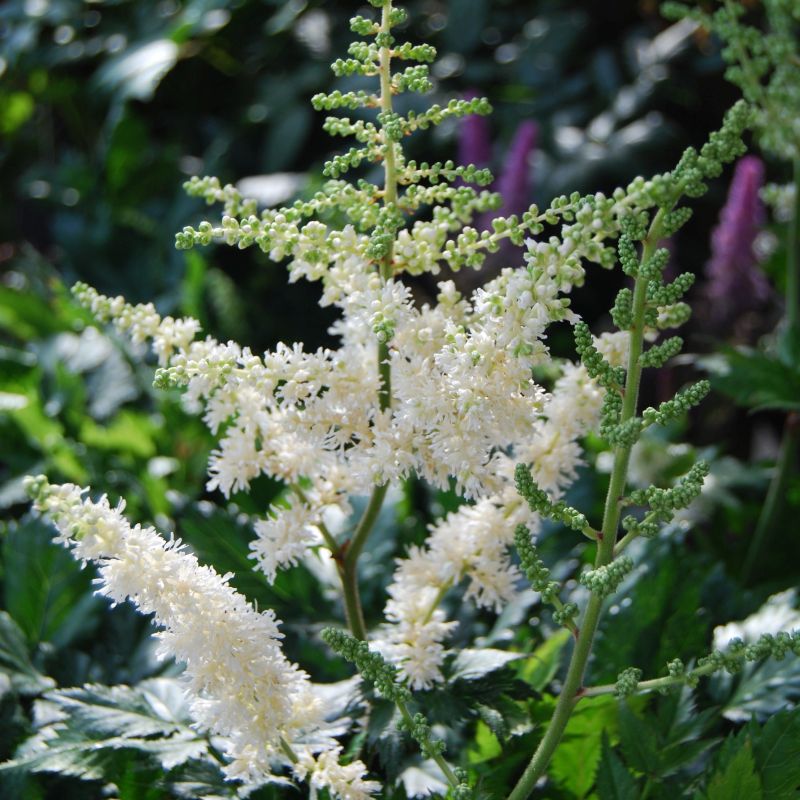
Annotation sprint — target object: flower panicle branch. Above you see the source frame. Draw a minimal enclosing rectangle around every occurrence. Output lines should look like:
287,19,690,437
585,630,800,700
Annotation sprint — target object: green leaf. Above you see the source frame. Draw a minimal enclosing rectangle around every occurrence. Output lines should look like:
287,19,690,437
707,347,800,413
163,760,239,799
0,612,55,696
596,733,639,800
79,411,157,459
517,628,571,691
467,720,502,764
706,738,763,800
618,702,662,777
449,648,525,682
752,708,800,799
2,518,102,649
3,679,211,779
552,696,618,798
715,658,800,723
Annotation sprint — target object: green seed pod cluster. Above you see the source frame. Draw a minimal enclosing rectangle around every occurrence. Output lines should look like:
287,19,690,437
321,628,410,703
621,514,659,540
629,461,710,519
515,466,589,533
513,524,560,602
643,380,711,427
398,712,446,759
639,336,683,369
579,556,634,598
574,322,624,391
614,667,643,698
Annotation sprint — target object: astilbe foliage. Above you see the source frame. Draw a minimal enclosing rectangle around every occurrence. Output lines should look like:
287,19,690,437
21,1,800,798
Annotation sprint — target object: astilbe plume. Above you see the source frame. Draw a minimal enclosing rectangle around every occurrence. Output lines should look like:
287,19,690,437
23,477,377,797
705,154,771,323
23,0,799,796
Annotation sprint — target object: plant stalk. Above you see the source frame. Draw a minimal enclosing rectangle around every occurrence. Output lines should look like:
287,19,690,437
337,0,400,639
506,210,665,800
742,158,800,582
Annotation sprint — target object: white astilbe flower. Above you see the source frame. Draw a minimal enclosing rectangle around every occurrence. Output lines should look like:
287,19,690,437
294,747,380,800
252,496,337,584
379,361,603,688
24,476,377,795
71,228,588,587
594,330,631,369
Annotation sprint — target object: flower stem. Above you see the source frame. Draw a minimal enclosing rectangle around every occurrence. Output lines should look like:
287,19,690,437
338,0,400,639
579,661,718,699
784,158,800,333
741,158,800,583
396,700,460,788
506,210,665,800
340,482,390,639
742,412,800,583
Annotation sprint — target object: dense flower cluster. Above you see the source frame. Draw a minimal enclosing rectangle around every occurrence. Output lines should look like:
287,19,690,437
24,476,376,798
28,0,789,795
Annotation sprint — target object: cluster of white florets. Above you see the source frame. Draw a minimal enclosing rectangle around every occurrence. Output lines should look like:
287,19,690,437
378,362,603,689
23,476,376,798
70,205,606,691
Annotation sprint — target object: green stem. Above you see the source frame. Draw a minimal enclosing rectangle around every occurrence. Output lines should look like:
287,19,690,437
741,158,800,582
785,158,800,335
280,736,299,765
291,484,340,554
742,413,800,583
613,510,659,557
338,0,400,638
506,210,665,800
340,482,390,640
396,701,459,788
580,661,718,699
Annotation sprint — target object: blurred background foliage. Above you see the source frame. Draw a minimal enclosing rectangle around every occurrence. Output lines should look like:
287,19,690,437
1,0,799,798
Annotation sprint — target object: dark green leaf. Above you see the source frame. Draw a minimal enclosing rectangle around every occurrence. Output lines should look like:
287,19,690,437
597,733,639,800
706,737,763,800
2,519,102,650
708,347,800,413
2,678,211,779
752,708,800,799
618,702,661,777
0,612,55,696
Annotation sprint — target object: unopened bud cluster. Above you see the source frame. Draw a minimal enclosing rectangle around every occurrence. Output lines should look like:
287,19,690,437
579,557,634,598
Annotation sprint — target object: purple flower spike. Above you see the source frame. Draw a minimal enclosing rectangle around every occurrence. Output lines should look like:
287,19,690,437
706,155,771,320
458,90,493,169
497,120,538,218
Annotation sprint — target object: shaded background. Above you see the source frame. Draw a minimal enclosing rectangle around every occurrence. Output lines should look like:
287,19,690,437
1,2,799,799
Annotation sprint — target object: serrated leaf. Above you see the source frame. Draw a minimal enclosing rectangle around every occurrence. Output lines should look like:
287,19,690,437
618,702,661,777
752,708,800,799
716,658,800,723
552,696,617,798
2,678,211,779
0,612,55,696
449,648,524,682
49,679,192,738
596,733,639,800
706,739,762,800
476,703,508,742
